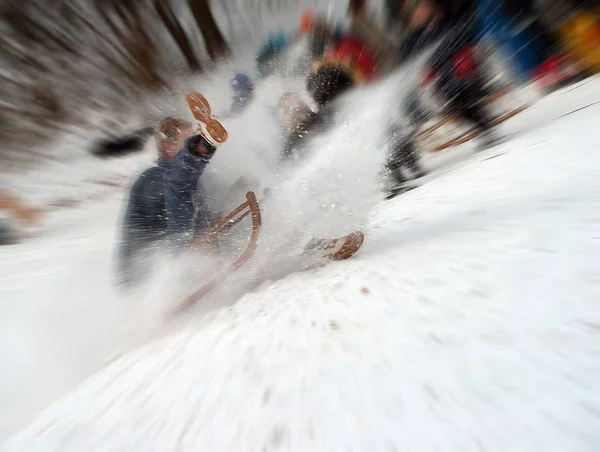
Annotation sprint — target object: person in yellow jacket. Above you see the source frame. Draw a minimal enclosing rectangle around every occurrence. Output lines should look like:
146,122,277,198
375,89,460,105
557,8,600,74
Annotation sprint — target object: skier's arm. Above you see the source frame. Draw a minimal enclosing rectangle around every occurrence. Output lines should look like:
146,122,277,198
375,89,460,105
163,139,212,241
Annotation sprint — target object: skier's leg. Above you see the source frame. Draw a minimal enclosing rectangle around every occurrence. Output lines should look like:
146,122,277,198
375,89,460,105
461,80,493,133
386,143,408,186
446,94,478,132
447,86,499,149
391,168,407,185
462,102,490,133
403,139,427,178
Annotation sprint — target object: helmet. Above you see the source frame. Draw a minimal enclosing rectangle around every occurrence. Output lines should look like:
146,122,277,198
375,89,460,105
231,73,253,94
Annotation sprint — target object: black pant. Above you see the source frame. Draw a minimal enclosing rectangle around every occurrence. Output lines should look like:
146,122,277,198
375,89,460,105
386,138,426,185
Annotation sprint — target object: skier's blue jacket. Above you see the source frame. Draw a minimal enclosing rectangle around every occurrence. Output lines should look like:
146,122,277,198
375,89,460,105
118,135,216,286
163,135,216,239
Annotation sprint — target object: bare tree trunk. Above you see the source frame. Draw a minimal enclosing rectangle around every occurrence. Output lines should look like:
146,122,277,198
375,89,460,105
188,0,230,61
95,0,167,90
154,0,202,72
63,1,142,83
3,5,78,57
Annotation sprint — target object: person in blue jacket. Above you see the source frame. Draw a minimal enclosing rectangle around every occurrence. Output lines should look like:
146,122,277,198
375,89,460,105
117,117,223,289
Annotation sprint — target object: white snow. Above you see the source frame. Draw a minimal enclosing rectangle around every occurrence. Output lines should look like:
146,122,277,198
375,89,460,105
2,62,600,451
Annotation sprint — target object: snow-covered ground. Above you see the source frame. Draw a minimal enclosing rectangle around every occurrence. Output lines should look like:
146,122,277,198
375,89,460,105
2,59,600,450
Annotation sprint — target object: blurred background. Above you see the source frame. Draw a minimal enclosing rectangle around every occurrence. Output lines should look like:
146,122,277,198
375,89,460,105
1,0,599,163
1,0,600,450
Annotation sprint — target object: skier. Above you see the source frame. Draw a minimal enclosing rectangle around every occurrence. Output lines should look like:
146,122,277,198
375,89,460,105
117,118,192,287
280,15,385,159
419,5,501,149
117,116,226,288
553,2,600,75
281,62,359,159
163,132,225,247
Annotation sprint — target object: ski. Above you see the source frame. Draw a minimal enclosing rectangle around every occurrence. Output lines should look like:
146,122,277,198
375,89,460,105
419,104,529,153
384,184,418,200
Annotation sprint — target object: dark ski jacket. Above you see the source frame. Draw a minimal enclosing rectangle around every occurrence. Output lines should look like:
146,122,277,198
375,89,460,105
397,0,473,64
281,107,335,159
398,14,448,63
163,135,217,242
117,135,216,287
117,157,171,287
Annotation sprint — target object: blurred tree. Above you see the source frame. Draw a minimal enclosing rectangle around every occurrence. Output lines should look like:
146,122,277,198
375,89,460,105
188,0,231,60
94,0,166,90
0,0,235,159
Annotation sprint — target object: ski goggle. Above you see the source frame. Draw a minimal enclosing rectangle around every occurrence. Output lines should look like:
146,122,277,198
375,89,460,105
185,92,228,147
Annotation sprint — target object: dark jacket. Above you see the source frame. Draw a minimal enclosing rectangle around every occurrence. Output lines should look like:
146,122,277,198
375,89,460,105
117,157,171,287
398,15,448,63
425,8,481,100
117,135,216,288
163,135,216,242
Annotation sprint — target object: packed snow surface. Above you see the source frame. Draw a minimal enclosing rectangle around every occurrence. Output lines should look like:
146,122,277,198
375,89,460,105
2,62,600,451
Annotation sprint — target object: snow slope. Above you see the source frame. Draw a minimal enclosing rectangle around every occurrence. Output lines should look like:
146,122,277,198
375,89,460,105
2,75,600,451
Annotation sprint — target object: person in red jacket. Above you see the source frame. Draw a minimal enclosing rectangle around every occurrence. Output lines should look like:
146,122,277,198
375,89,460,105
420,8,501,149
325,35,378,81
